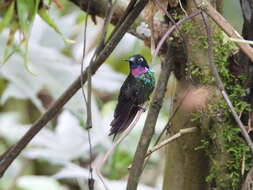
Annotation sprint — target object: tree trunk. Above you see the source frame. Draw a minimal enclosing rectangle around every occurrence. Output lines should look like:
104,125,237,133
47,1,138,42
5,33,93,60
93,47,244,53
162,0,232,189
162,82,209,190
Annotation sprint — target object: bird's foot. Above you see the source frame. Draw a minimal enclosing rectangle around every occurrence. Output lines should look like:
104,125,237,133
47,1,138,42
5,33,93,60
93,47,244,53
137,105,146,112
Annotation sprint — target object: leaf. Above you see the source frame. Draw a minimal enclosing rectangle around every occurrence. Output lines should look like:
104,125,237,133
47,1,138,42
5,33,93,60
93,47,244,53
1,42,21,66
23,40,36,75
16,0,30,35
0,20,19,66
0,1,14,34
30,0,40,22
38,8,75,44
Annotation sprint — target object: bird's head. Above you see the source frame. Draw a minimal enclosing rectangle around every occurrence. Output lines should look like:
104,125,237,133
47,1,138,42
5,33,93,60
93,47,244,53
125,55,149,77
125,54,149,69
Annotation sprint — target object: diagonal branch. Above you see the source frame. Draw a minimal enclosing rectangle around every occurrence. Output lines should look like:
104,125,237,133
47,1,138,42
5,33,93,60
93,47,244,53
195,0,253,62
69,0,168,41
145,127,198,157
0,0,149,177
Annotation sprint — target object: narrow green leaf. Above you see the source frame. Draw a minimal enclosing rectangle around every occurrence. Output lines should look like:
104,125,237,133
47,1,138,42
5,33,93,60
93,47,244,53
0,1,14,34
1,21,18,66
1,44,20,67
23,40,36,75
38,8,61,33
30,0,40,22
38,8,75,44
16,0,30,35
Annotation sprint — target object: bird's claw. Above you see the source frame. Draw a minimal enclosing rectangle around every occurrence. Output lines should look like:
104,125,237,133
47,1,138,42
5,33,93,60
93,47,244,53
137,105,146,112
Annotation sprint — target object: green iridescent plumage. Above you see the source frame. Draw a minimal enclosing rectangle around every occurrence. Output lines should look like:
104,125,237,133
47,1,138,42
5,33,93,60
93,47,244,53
109,55,155,138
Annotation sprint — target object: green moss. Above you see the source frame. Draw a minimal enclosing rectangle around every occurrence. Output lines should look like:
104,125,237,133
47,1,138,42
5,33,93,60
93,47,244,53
181,19,194,34
192,30,252,189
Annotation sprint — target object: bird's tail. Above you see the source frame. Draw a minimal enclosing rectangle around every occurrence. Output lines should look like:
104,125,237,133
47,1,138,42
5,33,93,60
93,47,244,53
109,106,139,140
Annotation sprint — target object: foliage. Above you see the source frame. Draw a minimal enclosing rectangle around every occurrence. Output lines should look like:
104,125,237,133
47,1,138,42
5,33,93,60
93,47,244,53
0,0,72,70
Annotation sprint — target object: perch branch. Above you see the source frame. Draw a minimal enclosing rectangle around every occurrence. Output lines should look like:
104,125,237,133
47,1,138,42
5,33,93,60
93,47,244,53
126,55,172,190
0,0,149,177
95,109,145,190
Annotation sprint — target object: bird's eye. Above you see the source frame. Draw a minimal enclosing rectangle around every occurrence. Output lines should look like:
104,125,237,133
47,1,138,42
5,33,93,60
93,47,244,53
138,57,144,62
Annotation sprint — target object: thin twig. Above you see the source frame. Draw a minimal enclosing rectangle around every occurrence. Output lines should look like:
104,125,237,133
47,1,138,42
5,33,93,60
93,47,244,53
84,0,119,186
229,38,253,45
152,10,202,64
95,109,145,190
145,127,198,157
0,0,149,177
150,14,156,56
179,0,188,16
80,9,89,107
193,0,253,154
153,0,189,66
79,0,94,188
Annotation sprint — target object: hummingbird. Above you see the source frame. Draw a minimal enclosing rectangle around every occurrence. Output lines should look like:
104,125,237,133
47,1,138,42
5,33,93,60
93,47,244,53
109,54,155,139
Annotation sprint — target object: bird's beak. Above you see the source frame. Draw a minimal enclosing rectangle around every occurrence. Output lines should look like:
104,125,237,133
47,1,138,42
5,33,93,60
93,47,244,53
124,57,135,62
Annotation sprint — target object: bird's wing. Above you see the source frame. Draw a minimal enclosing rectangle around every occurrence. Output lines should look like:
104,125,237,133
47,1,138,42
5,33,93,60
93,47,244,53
109,75,139,137
114,75,138,118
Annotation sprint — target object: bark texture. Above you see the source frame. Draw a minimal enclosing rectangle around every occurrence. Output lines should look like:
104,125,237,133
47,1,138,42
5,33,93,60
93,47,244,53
163,1,215,189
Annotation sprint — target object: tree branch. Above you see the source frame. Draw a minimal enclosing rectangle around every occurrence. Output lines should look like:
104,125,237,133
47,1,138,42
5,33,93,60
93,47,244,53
0,0,149,177
145,127,198,157
69,0,168,41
